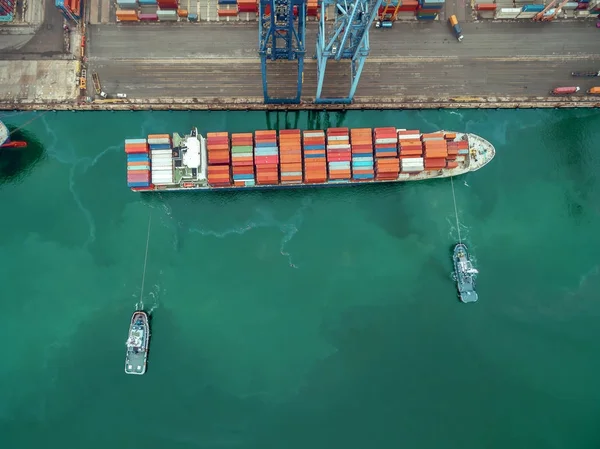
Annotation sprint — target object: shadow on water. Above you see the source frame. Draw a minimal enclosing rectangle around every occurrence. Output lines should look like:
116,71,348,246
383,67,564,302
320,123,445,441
0,126,45,184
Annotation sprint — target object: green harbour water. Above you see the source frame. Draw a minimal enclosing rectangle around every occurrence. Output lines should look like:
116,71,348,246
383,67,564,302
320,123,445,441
1,109,600,449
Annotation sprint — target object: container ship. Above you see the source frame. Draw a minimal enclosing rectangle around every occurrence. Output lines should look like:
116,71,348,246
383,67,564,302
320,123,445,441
0,120,27,149
124,127,495,192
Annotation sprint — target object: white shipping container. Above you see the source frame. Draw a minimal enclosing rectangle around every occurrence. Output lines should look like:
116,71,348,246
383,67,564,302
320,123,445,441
152,176,174,182
281,171,303,177
516,11,537,18
152,174,173,180
148,138,171,145
398,173,411,180
375,138,397,144
151,149,172,155
151,159,173,166
157,9,178,17
327,135,349,141
402,157,424,163
327,144,351,149
398,134,421,140
304,132,324,138
575,10,590,16
495,12,521,18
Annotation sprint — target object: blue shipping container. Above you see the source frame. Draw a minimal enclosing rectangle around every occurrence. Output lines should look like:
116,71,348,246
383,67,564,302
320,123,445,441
149,144,171,150
127,155,150,162
233,174,255,181
522,4,545,11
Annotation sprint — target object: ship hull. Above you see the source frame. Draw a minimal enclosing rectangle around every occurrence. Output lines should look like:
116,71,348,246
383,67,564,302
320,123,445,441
0,120,27,149
125,128,495,193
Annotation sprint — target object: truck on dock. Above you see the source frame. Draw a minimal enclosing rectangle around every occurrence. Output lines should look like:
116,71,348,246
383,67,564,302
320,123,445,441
448,15,464,42
571,71,600,77
551,86,580,95
92,72,107,99
587,87,600,95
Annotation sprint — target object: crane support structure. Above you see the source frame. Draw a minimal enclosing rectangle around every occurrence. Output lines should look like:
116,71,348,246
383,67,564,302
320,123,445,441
259,0,307,104
532,0,558,21
315,0,384,104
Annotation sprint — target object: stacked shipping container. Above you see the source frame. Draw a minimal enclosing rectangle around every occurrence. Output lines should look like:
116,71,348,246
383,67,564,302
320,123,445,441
117,9,139,20
125,139,151,188
374,127,400,180
237,0,258,13
206,132,232,187
0,0,15,21
422,132,448,170
417,0,445,20
307,0,319,16
148,134,174,185
254,131,279,185
398,129,425,173
303,131,327,183
326,128,351,181
55,0,82,22
157,0,178,8
350,128,375,181
279,130,303,185
231,133,255,187
218,0,238,16
444,132,459,169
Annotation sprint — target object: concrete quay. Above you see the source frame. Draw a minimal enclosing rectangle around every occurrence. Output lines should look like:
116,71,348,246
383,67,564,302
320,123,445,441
0,1,599,111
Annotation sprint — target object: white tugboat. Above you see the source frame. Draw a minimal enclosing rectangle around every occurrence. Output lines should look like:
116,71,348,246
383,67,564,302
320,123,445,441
125,311,150,375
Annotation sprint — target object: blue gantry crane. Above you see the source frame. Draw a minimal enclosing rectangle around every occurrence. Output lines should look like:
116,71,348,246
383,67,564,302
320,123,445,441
315,0,383,104
258,0,307,104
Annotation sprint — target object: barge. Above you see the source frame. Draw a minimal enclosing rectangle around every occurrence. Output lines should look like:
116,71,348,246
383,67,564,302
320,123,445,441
124,127,495,192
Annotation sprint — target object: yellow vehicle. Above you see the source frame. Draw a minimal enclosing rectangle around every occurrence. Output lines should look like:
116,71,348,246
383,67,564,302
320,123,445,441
448,15,464,42
588,87,600,95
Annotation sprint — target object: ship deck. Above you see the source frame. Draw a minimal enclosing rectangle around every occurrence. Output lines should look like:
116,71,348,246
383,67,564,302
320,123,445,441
139,130,495,192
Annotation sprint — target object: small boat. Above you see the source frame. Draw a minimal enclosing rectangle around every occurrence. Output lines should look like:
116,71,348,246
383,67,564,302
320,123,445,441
125,311,150,375
453,243,479,303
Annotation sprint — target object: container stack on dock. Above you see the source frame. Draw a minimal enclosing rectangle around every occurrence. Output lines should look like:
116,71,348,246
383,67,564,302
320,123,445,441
0,0,15,22
148,134,174,186
157,0,178,9
231,133,255,187
206,132,232,187
444,133,459,169
279,130,303,185
254,130,279,185
303,130,327,184
422,132,448,171
218,0,238,17
350,128,374,181
307,0,319,17
326,128,351,181
398,129,425,174
237,0,258,13
374,127,400,181
125,139,151,189
416,0,445,20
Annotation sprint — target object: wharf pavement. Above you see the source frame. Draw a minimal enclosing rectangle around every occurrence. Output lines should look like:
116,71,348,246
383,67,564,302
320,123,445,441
2,18,600,110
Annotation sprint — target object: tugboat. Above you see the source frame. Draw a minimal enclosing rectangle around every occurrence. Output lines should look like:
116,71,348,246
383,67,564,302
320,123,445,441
125,310,150,375
0,120,27,149
453,243,479,303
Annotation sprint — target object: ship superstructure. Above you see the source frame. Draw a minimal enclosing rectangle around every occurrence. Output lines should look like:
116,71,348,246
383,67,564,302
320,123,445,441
124,127,495,192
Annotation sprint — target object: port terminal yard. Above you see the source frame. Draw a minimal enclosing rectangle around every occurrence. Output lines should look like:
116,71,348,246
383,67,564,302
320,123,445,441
0,1,599,111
